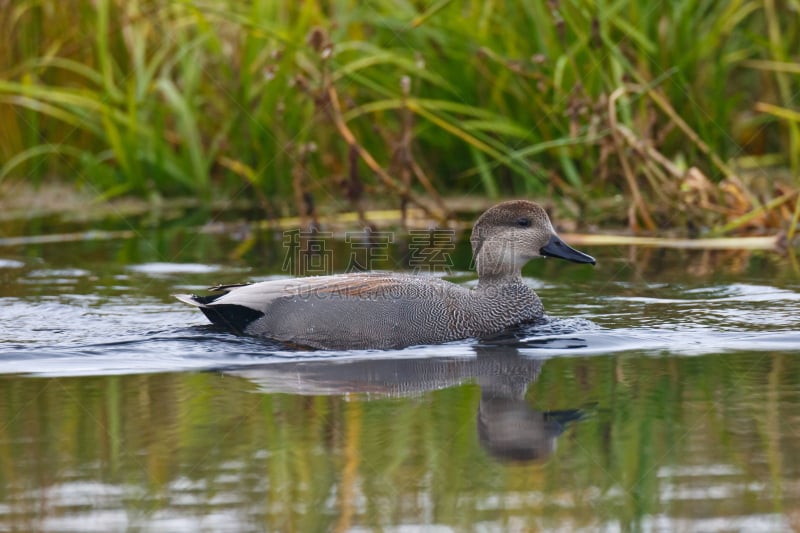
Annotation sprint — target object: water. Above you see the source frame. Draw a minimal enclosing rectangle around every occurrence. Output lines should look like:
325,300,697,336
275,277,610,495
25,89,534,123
1,222,799,531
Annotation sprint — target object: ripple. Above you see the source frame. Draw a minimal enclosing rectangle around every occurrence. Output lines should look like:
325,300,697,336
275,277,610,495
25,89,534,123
2,273,800,377
126,262,225,275
0,259,25,268
27,268,91,278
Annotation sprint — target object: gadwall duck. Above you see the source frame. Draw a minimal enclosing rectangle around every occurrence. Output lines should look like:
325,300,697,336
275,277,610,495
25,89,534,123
175,200,595,349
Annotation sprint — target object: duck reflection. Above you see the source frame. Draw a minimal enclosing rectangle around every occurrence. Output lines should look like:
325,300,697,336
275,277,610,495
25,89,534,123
222,347,586,463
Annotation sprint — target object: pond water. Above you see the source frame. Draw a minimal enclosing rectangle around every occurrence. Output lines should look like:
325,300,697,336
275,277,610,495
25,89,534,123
1,217,799,531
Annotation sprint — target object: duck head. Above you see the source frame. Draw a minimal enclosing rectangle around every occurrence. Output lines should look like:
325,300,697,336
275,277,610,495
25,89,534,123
470,200,595,280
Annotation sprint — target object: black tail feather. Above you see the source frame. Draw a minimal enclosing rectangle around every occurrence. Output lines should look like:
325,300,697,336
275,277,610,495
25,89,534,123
199,303,265,334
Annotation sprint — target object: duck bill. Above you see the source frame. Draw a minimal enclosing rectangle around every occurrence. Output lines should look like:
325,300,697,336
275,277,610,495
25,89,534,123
540,235,596,265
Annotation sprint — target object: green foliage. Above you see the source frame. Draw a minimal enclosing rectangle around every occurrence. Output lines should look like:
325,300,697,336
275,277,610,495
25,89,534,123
0,0,798,216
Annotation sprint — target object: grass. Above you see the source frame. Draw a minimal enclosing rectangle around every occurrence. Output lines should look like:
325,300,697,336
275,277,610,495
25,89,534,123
0,0,799,235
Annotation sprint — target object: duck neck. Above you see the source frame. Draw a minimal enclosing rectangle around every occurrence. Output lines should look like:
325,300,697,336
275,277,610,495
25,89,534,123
472,239,527,288
475,259,523,288
476,272,523,290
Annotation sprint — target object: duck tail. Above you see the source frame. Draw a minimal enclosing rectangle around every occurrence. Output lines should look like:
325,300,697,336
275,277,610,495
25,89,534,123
174,292,264,334
173,293,221,307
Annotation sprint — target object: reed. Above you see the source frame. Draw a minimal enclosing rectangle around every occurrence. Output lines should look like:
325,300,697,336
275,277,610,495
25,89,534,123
0,0,798,235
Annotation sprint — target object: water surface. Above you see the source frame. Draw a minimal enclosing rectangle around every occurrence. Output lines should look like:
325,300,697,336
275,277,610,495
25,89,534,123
1,223,799,531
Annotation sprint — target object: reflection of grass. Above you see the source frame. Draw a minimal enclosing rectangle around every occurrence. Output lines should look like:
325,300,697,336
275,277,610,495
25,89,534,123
0,1,798,234
0,353,798,529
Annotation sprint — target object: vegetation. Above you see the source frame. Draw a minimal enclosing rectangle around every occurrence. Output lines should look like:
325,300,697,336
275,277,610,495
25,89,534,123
1,0,799,235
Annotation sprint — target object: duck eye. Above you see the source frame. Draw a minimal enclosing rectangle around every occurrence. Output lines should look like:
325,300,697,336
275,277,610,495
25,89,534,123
516,217,531,228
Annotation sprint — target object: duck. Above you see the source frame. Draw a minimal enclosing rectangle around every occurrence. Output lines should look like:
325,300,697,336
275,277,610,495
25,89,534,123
174,200,595,350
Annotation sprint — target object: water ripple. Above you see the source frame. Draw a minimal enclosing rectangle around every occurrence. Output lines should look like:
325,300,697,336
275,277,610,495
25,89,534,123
2,270,799,377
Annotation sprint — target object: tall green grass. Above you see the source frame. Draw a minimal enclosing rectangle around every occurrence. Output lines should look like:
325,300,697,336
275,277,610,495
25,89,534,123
0,0,798,231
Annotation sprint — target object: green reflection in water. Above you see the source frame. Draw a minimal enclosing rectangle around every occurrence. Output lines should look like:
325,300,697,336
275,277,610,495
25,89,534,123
1,352,798,531
2,217,800,530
